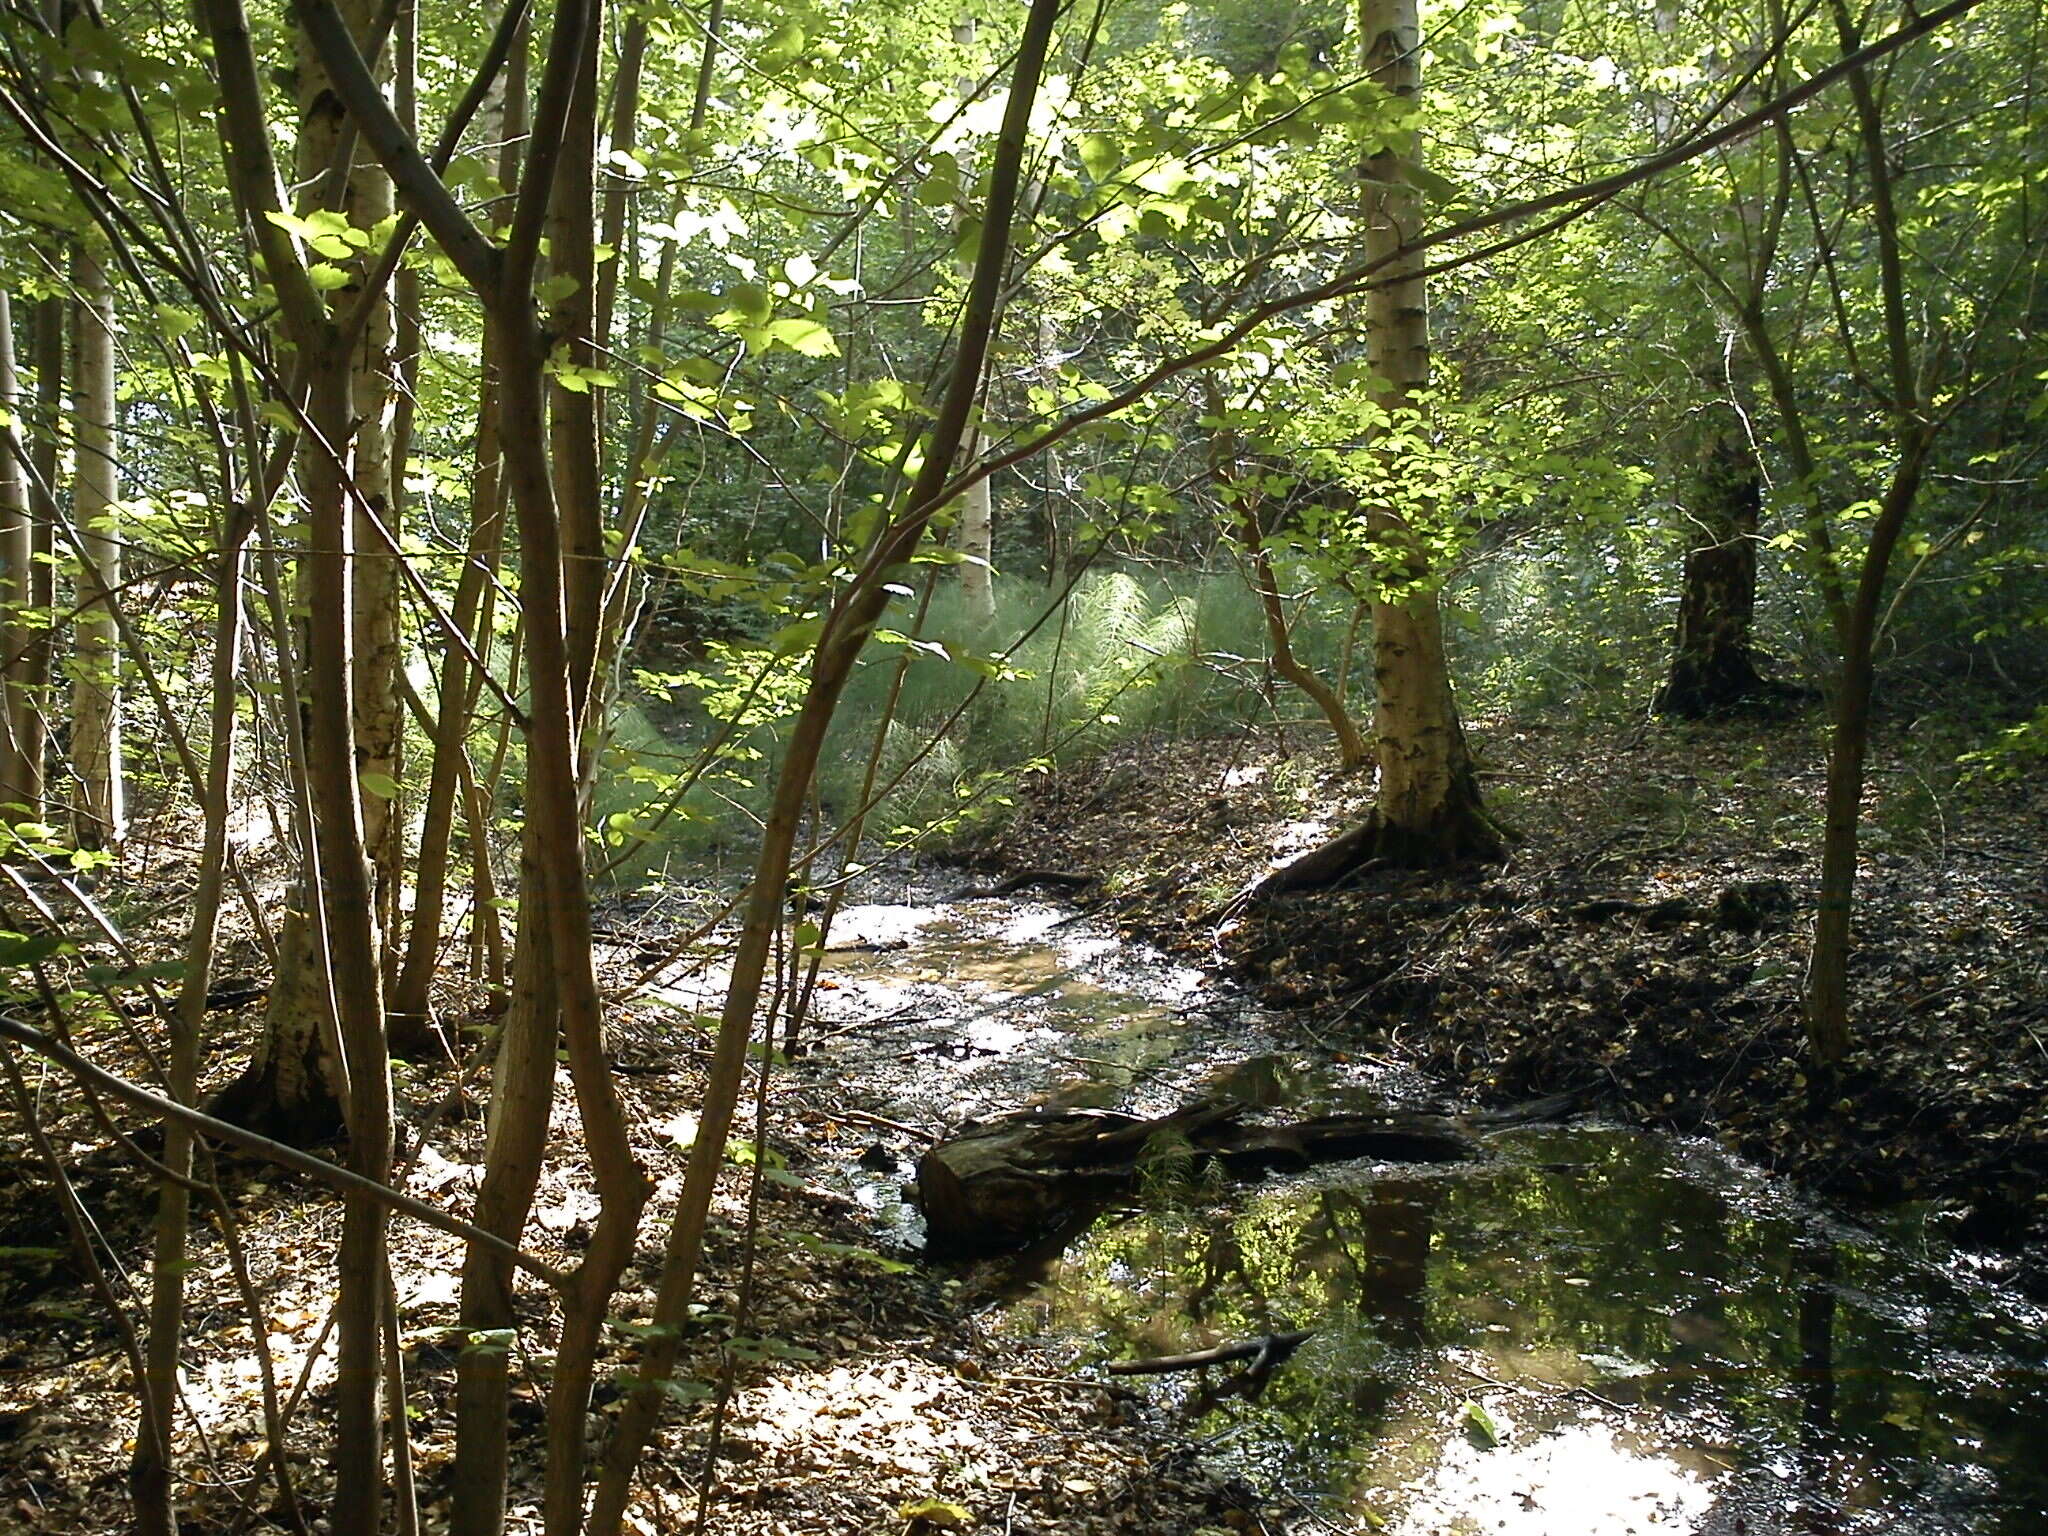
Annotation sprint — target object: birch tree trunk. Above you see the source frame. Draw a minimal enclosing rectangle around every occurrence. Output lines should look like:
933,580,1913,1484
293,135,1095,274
70,246,124,848
24,296,59,813
0,292,37,819
1355,0,1500,865
955,426,997,625
949,18,998,627
340,0,405,965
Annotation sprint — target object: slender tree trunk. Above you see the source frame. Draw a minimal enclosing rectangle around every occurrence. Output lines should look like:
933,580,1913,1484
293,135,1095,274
24,297,58,812
350,0,410,972
132,504,254,1535
70,246,124,848
1655,421,1772,716
949,20,998,627
1803,0,1932,1067
1355,0,1498,865
551,9,606,725
0,292,36,818
305,346,397,1536
1213,409,1367,768
392,14,525,1030
448,872,555,1536
1806,438,1929,1063
585,5,1059,1525
955,426,997,625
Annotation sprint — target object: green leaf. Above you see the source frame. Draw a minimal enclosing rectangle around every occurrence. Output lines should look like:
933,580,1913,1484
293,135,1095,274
758,18,805,69
360,770,400,800
1459,1399,1500,1447
461,1328,516,1358
764,317,838,358
0,931,66,968
1401,162,1462,204
153,303,200,342
770,617,824,656
84,960,186,988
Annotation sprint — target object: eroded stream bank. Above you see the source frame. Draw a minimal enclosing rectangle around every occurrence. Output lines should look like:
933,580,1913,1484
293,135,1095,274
656,885,2048,1535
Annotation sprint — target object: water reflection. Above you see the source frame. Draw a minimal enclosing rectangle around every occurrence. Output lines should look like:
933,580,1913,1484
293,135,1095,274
783,895,2048,1534
998,1131,2048,1534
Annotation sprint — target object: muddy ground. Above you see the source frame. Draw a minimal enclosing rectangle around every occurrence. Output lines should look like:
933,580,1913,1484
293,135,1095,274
0,696,2039,1535
965,703,2048,1294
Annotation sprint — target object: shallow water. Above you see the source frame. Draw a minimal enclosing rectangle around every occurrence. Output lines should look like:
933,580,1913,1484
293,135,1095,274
788,892,2048,1535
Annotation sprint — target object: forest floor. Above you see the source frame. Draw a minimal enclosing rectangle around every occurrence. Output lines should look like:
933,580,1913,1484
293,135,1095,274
964,698,2048,1295
0,881,1261,1535
1,696,2041,1536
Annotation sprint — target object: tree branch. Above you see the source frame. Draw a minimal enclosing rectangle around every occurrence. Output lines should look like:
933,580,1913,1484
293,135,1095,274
0,1014,569,1291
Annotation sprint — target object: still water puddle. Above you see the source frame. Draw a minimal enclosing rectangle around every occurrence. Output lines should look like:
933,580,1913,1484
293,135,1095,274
789,894,2048,1534
997,1132,2048,1534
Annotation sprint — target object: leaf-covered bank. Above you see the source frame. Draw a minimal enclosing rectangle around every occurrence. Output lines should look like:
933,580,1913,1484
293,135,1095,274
962,707,2048,1292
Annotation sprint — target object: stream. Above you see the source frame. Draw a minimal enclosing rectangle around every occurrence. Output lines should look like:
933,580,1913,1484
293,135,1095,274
679,888,2048,1534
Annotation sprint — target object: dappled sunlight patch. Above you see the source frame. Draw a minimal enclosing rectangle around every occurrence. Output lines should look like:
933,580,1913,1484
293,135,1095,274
1381,1412,1718,1535
736,1359,989,1479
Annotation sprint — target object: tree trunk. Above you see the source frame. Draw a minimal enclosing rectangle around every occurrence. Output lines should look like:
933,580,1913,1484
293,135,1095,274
584,9,1060,1528
347,0,406,971
1805,438,1927,1064
1803,1,1931,1068
1215,424,1368,769
1367,582,1501,862
305,344,397,1536
1355,0,1499,866
133,504,254,1534
954,426,997,625
24,296,59,815
450,875,558,1536
949,22,998,628
205,897,346,1140
916,1101,1477,1254
70,245,124,848
391,13,524,1031
1654,425,1772,716
0,292,36,819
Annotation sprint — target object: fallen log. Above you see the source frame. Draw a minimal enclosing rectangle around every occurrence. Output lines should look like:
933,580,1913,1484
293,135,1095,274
914,1099,1479,1254
1105,1329,1316,1377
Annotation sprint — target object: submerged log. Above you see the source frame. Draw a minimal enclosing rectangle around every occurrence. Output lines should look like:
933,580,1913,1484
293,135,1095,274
915,1099,1479,1254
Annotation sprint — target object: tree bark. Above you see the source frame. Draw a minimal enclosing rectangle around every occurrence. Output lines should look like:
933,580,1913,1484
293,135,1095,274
916,1102,1477,1254
349,0,408,971
23,296,59,817
954,425,997,625
1803,0,1935,1067
1654,424,1773,716
0,292,36,818
200,5,396,1528
70,245,124,848
391,12,524,1031
1806,437,1929,1064
1354,0,1499,866
450,876,558,1536
1223,466,1368,770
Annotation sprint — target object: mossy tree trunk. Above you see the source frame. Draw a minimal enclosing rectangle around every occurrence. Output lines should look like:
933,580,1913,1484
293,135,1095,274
1655,426,1772,716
